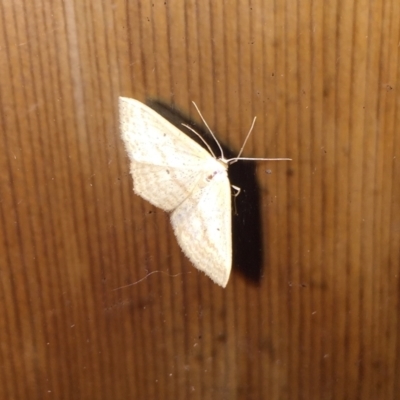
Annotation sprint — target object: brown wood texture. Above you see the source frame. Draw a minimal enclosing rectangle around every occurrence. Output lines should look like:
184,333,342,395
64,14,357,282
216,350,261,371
0,0,399,399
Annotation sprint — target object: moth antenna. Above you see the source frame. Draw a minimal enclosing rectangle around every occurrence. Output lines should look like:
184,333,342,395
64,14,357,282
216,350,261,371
237,116,257,159
226,116,292,164
182,123,217,158
192,101,225,159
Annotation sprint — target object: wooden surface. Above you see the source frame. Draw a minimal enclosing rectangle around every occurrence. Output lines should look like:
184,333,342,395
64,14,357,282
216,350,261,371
0,0,399,399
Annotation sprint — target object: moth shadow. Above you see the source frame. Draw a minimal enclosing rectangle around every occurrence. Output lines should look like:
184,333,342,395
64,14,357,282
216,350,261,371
229,162,264,285
147,99,264,286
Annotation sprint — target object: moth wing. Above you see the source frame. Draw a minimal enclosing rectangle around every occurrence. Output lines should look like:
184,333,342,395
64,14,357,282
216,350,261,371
170,171,232,287
119,96,212,211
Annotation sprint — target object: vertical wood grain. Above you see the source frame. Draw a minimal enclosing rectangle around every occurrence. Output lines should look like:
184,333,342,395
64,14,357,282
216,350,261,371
0,0,399,399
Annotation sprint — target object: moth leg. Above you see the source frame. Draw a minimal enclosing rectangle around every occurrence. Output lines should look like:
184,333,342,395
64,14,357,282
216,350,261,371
231,185,241,197
231,185,241,215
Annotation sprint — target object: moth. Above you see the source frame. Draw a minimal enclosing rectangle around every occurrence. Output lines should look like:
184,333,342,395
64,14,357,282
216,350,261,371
119,97,290,287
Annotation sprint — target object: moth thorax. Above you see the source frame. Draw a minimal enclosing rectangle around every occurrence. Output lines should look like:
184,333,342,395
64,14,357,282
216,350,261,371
205,158,228,182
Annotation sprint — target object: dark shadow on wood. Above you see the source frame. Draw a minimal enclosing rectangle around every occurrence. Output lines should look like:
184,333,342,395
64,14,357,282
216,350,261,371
229,161,264,286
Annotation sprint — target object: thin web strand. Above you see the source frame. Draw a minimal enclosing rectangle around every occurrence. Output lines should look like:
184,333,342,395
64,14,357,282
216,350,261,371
112,271,189,290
